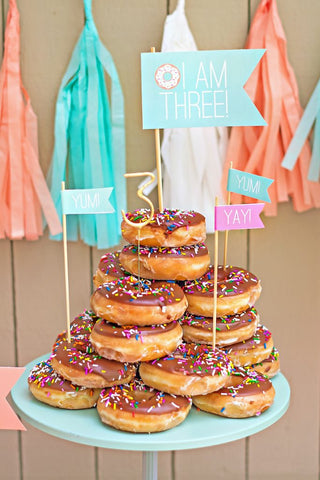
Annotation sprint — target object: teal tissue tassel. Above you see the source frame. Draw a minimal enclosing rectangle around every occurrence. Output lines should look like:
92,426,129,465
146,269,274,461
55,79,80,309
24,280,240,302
47,0,126,248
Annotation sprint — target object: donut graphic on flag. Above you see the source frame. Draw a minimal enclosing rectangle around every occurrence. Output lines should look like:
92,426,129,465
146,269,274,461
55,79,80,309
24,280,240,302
155,64,181,90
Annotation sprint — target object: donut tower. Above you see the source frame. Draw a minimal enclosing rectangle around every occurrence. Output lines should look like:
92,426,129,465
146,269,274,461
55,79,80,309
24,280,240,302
28,209,280,432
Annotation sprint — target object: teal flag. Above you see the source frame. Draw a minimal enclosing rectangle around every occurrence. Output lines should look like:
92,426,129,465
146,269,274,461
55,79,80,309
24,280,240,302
47,0,125,248
141,49,266,129
61,188,114,215
282,78,320,182
227,168,273,202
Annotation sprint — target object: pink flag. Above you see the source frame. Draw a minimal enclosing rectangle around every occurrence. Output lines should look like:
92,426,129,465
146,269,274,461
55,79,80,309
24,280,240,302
215,204,265,231
0,367,26,430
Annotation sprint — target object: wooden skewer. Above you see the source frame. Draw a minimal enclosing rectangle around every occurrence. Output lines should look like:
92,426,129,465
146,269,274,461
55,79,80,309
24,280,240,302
151,46,164,212
61,181,71,344
223,161,233,268
137,227,141,289
213,196,219,350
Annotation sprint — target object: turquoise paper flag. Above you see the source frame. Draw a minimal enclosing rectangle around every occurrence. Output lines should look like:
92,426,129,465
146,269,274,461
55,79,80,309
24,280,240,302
282,79,320,182
47,0,125,248
141,50,266,129
227,169,273,202
61,188,114,215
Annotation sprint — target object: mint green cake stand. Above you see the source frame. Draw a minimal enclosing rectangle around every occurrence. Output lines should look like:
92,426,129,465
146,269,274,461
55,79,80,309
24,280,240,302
11,354,290,480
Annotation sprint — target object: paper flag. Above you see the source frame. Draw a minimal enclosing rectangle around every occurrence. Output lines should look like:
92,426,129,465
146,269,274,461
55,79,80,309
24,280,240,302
227,168,273,202
0,0,61,240
61,188,114,215
215,204,265,231
282,78,320,182
0,367,25,430
141,49,266,129
47,0,125,249
222,0,320,215
160,0,229,233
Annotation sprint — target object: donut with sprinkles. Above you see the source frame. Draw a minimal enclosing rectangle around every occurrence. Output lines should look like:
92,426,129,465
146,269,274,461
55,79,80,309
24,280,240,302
97,378,192,432
90,277,188,326
90,318,183,363
183,265,262,316
193,368,275,418
221,325,274,367
93,251,131,288
120,243,210,281
180,307,259,346
51,333,136,389
55,310,100,354
250,347,280,378
139,342,234,396
28,360,100,409
121,209,206,247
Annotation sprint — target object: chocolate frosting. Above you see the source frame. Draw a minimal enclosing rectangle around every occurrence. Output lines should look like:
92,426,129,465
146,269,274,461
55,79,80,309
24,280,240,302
51,340,136,382
181,308,258,332
56,310,100,353
98,251,129,279
217,369,273,397
92,319,177,340
183,265,259,297
123,209,205,234
28,360,89,393
222,325,272,354
100,378,191,415
255,347,279,365
93,278,185,307
122,243,208,258
146,343,233,377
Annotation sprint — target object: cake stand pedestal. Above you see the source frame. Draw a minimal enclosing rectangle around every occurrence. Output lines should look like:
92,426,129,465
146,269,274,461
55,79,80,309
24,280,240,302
11,354,290,480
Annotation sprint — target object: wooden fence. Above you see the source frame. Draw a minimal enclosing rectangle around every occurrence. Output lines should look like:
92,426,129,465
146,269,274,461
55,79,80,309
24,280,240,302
0,1,319,478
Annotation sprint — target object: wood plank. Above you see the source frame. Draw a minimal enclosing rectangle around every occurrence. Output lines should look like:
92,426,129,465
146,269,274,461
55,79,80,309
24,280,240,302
91,0,170,477
22,425,95,480
175,442,245,480
0,240,20,480
0,241,15,365
0,2,21,478
169,0,249,49
166,1,248,478
248,1,320,478
13,1,96,479
249,204,320,479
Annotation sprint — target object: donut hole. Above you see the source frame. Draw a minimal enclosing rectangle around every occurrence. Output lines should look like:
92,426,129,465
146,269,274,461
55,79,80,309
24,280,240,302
132,390,156,402
229,375,245,387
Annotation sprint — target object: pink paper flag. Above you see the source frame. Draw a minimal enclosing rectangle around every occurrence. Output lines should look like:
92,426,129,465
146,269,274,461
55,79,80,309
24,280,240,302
0,367,25,430
215,204,265,231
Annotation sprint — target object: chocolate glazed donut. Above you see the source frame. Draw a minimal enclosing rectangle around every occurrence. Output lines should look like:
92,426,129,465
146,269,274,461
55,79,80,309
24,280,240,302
120,243,211,281
193,368,275,418
121,209,206,247
139,342,234,396
180,307,259,346
93,251,131,287
97,378,192,433
90,319,183,362
90,277,188,326
183,265,262,316
28,360,100,409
